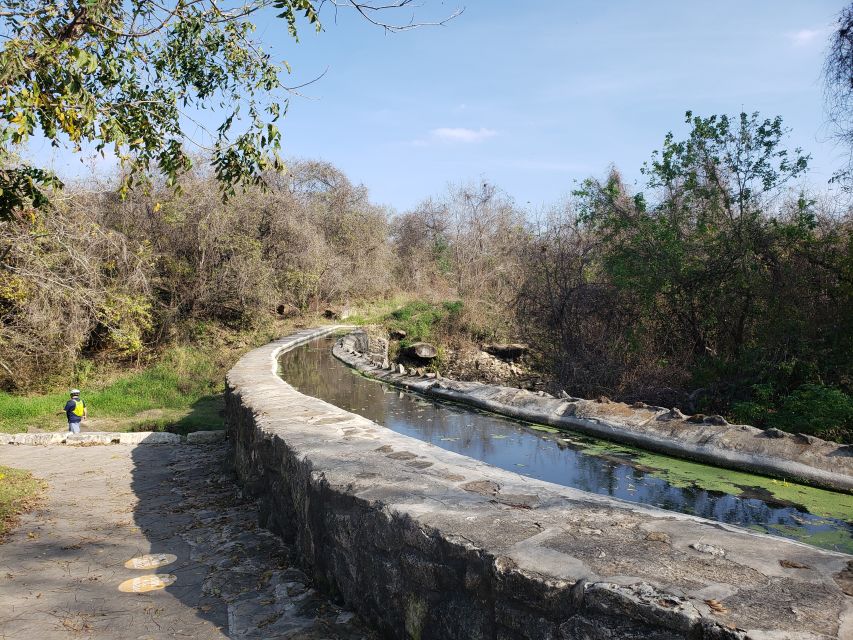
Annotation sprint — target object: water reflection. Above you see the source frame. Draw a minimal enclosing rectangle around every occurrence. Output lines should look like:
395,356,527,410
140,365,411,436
279,338,853,553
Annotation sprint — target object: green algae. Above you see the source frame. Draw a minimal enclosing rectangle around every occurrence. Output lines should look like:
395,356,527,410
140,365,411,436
528,424,561,434
575,439,853,522
762,524,853,554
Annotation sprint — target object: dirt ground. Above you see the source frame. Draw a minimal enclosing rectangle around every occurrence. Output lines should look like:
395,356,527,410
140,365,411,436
0,443,372,640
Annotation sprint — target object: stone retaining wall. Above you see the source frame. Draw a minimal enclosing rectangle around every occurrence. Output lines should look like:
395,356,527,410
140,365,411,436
226,326,853,640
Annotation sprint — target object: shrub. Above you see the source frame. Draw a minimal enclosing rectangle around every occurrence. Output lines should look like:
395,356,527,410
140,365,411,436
770,384,853,438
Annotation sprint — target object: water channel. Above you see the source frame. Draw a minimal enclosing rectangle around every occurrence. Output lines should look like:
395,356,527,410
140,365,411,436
279,336,853,554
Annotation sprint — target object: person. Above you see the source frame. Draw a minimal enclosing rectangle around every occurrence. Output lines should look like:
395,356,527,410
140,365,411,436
63,389,87,433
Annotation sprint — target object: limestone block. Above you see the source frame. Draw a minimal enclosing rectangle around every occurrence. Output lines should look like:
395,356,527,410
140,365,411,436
12,432,66,445
67,432,119,445
187,430,227,444
118,431,182,444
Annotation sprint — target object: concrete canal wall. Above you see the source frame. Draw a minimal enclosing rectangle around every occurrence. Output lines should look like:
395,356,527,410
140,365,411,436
225,326,853,640
337,331,853,494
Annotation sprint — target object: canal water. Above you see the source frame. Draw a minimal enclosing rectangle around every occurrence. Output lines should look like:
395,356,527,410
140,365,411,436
279,336,853,553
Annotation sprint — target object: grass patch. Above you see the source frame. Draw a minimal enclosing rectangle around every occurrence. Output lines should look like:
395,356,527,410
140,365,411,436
384,300,463,348
0,466,45,538
345,295,415,326
0,314,333,434
0,345,225,434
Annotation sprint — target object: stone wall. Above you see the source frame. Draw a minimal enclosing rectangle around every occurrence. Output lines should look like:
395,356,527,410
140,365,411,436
226,326,852,640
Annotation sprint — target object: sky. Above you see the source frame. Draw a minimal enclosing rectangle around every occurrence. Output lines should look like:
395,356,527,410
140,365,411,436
25,0,851,212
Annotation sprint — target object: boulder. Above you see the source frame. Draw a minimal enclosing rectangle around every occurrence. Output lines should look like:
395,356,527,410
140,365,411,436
275,303,300,318
405,342,437,360
323,306,351,320
481,343,529,360
389,329,407,340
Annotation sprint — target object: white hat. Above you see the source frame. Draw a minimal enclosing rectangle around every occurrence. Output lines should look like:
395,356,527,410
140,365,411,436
70,389,81,396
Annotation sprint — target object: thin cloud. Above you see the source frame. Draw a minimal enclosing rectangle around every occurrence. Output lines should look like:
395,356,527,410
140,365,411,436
430,127,498,143
789,28,828,47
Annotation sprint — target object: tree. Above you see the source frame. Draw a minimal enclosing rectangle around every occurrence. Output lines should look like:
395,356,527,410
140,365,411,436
578,112,809,360
825,2,853,188
0,0,460,220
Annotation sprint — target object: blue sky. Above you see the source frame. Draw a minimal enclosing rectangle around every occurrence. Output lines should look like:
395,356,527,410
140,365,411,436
27,0,850,211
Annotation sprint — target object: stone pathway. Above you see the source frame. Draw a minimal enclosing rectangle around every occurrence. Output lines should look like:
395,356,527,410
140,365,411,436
0,442,372,639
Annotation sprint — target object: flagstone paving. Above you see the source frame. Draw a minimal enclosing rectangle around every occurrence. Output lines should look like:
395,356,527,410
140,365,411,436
0,442,371,640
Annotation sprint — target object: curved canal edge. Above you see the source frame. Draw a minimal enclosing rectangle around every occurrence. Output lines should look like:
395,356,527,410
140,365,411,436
226,326,853,640
334,331,853,494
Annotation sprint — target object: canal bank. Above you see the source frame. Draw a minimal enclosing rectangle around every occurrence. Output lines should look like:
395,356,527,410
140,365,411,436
226,326,853,639
282,335,852,553
334,331,853,494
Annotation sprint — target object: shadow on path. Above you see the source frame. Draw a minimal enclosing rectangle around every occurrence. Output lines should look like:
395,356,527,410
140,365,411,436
130,442,373,639
0,442,371,639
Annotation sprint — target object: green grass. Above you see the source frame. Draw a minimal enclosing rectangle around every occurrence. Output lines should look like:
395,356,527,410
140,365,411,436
0,466,45,538
0,345,226,435
344,295,414,325
385,300,463,348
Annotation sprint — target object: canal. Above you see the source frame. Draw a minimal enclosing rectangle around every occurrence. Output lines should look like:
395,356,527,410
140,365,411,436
279,336,853,553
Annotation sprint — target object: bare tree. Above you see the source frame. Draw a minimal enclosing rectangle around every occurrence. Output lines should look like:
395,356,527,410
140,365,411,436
825,3,853,187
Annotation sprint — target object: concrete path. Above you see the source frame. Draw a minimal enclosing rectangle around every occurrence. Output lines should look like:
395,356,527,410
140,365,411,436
0,443,372,640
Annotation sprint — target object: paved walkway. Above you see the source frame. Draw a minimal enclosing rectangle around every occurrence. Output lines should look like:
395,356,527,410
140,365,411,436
0,443,372,639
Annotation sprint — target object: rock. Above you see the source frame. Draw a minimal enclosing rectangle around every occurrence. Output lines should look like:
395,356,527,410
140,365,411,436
596,396,610,403
834,560,853,596
764,428,787,439
275,303,299,318
560,390,582,401
12,433,66,445
703,415,728,426
690,542,726,557
322,306,351,320
645,531,671,544
793,433,819,445
686,414,705,424
405,342,437,360
119,432,182,444
657,407,688,421
481,343,529,360
416,367,425,376
187,430,227,444
397,364,406,375
389,329,407,340
632,401,648,409
67,433,118,445
424,372,436,379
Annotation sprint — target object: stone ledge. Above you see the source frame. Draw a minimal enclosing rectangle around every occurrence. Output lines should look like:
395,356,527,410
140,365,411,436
335,334,853,494
1,431,183,445
226,326,852,640
186,430,227,444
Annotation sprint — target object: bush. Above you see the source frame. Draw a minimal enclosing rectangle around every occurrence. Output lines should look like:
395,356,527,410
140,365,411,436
771,384,853,438
388,301,462,347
